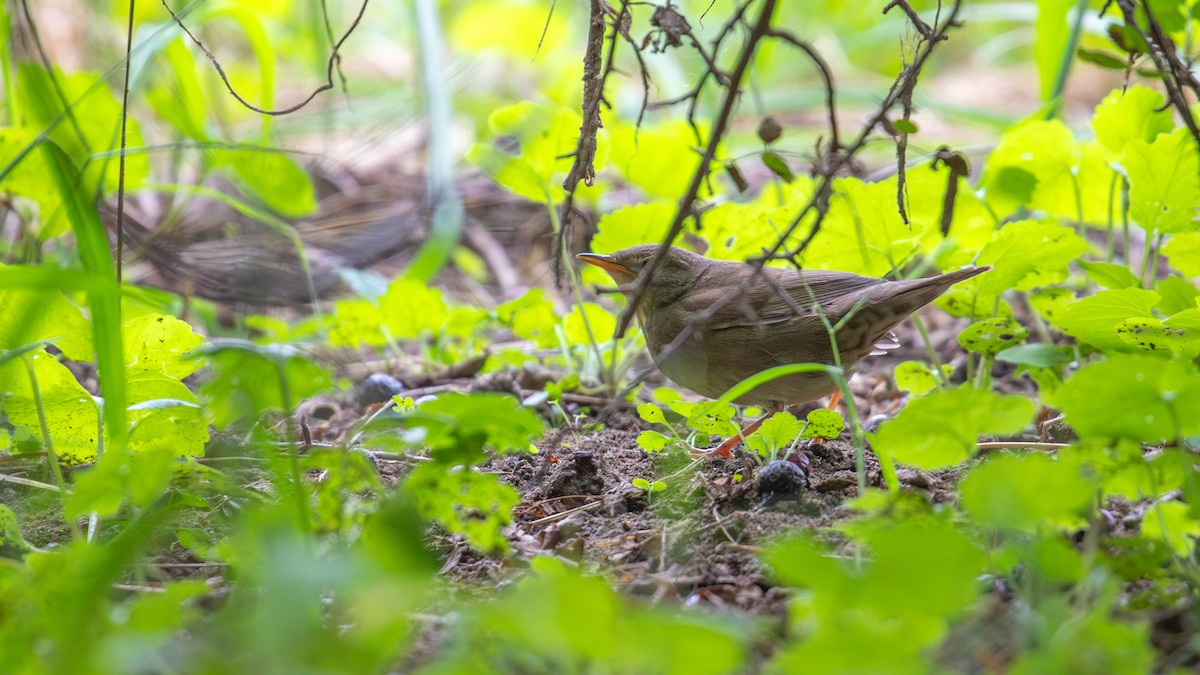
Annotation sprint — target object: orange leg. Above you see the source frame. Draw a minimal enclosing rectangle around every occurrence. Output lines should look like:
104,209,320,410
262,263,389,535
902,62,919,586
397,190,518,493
826,389,842,411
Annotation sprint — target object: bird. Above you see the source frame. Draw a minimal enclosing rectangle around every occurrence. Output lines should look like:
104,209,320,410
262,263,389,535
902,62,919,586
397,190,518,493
577,244,990,456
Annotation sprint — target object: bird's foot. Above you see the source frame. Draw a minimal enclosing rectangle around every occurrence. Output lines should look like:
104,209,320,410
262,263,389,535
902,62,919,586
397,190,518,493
687,440,736,459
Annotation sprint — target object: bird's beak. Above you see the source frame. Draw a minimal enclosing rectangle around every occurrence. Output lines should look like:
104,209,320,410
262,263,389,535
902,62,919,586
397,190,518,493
576,252,634,277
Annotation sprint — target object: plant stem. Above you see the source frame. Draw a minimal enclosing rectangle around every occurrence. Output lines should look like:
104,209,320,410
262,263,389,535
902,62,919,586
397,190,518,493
1044,0,1089,119
24,355,81,541
548,201,609,386
910,314,944,386
404,0,464,281
276,360,311,534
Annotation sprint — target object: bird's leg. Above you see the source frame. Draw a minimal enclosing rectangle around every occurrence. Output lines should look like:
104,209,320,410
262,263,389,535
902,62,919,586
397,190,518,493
695,402,785,459
826,389,842,411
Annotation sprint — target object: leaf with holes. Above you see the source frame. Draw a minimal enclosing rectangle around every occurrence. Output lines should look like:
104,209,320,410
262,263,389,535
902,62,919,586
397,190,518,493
1050,288,1160,352
893,361,950,395
957,318,1029,357
1115,317,1200,356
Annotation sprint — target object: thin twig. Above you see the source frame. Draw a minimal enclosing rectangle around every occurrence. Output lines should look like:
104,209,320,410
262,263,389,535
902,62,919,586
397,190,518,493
526,499,604,526
160,0,368,115
616,0,780,338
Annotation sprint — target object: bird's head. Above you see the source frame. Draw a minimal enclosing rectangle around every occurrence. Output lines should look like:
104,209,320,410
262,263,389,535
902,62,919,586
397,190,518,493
576,244,705,307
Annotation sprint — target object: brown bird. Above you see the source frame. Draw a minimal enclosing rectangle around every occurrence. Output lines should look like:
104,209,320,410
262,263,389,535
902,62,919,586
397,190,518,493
578,244,989,455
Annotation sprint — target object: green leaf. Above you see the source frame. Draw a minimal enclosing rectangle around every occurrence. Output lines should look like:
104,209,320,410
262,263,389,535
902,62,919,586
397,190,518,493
801,408,844,440
1155,275,1200,315
145,39,209,141
212,148,317,218
1141,501,1200,557
982,121,1078,217
198,341,333,428
977,219,1088,296
564,302,615,345
761,151,795,182
1008,595,1155,674
126,371,207,457
0,347,99,463
607,118,705,199
636,430,669,452
685,400,739,438
995,343,1073,368
17,65,150,197
698,200,788,262
65,446,176,519
1122,128,1200,233
1029,536,1085,584
378,279,449,340
469,102,587,204
957,317,1029,356
122,313,204,379
745,411,802,457
326,298,385,349
0,505,35,559
960,452,1092,532
870,387,1036,470
805,177,935,277
414,392,544,457
0,283,92,360
637,403,666,425
1164,231,1200,277
1091,85,1172,155
496,288,559,348
857,521,986,616
768,611,942,675
1028,287,1076,324
653,387,682,403
0,128,62,238
1047,353,1200,442
450,2,571,56
764,522,985,673
1075,48,1129,70
589,202,675,263
467,144,556,203
1050,287,1160,352
620,608,743,674
1077,260,1140,289
893,360,944,395
406,462,519,553
1114,316,1200,356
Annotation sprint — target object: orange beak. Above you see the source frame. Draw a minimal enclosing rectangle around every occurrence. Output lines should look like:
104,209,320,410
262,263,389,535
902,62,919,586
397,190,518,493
576,252,634,278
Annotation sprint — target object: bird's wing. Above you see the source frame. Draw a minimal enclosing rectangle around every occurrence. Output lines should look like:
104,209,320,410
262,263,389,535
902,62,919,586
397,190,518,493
674,267,889,330
752,269,889,323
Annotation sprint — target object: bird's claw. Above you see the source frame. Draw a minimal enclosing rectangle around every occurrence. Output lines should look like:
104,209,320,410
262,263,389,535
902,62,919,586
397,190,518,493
687,443,735,460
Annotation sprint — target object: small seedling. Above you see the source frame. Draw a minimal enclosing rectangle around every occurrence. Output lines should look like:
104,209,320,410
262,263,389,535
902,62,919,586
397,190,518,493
632,478,667,500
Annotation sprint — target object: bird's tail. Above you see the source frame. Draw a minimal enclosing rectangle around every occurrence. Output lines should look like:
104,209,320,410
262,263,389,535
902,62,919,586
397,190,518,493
836,265,991,356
